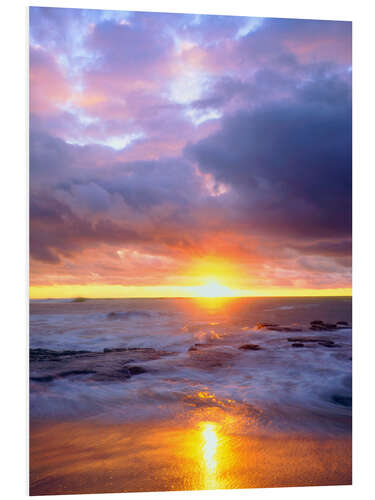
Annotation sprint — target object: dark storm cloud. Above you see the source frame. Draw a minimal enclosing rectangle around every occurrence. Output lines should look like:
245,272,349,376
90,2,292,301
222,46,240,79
185,74,351,240
236,17,352,66
291,240,352,258
29,130,211,263
30,192,146,264
30,128,203,213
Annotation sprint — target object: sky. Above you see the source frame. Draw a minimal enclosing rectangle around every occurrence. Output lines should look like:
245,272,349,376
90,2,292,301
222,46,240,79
29,7,352,298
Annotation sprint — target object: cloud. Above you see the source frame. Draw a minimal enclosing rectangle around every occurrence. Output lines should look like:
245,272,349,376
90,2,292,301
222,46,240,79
29,46,72,114
29,9,352,290
185,74,351,240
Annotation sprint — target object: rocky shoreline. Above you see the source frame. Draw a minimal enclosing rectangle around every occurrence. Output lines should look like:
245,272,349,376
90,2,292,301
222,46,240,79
30,347,173,383
30,319,351,384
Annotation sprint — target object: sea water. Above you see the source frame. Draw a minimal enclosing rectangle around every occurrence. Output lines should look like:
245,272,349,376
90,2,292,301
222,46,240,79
29,297,352,435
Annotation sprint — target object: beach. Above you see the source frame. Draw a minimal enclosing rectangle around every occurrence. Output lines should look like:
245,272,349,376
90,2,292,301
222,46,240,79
29,297,352,495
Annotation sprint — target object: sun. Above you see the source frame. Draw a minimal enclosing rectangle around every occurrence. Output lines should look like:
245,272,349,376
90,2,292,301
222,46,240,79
195,278,235,298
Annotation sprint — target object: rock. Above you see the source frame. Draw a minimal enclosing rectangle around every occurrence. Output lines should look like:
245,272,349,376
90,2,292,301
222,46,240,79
193,343,212,348
30,346,171,384
324,323,338,329
107,311,151,320
336,321,349,326
103,347,157,354
270,326,303,332
30,348,93,361
188,346,198,352
71,297,86,303
318,341,340,348
291,343,304,348
287,337,334,344
30,375,55,383
310,322,337,331
91,371,131,382
255,323,302,332
239,344,261,350
310,320,324,326
186,349,236,370
103,347,129,353
255,323,279,330
128,366,147,376
58,370,96,378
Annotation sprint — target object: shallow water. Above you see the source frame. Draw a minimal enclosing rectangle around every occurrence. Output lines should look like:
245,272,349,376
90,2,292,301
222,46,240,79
30,418,351,495
30,297,352,435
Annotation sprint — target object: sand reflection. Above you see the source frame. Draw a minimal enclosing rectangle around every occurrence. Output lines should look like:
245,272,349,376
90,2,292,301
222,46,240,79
200,421,221,489
201,422,218,472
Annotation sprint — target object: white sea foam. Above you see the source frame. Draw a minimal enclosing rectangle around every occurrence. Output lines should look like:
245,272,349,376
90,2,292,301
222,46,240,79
30,297,352,434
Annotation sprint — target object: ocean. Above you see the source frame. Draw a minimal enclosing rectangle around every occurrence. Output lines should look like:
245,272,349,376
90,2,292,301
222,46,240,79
29,296,352,494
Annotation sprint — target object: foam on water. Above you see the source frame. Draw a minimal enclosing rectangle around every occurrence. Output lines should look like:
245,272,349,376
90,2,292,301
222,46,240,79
29,297,352,434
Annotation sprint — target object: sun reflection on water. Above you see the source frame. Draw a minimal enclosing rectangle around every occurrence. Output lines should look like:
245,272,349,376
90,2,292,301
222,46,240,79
198,421,221,489
201,422,218,473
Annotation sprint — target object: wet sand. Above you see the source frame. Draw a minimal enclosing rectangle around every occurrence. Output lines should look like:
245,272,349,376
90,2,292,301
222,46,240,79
30,416,351,495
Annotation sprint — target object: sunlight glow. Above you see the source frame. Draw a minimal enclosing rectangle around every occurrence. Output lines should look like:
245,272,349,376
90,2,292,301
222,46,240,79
193,278,236,298
169,72,209,105
185,108,222,126
201,422,218,473
29,284,353,300
66,132,144,150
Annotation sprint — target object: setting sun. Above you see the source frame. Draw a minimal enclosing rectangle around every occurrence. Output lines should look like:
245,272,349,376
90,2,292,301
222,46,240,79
193,278,236,298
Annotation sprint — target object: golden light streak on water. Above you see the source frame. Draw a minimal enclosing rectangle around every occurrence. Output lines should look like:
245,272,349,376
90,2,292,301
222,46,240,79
29,416,352,495
198,421,222,489
201,422,218,473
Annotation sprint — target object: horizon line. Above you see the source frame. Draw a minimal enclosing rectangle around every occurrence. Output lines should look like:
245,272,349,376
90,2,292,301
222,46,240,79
30,294,352,300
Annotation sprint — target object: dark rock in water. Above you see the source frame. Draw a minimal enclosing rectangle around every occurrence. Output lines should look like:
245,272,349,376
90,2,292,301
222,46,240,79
30,348,93,361
318,341,340,348
92,371,131,382
291,343,304,348
128,366,147,375
103,347,157,354
287,337,335,344
255,323,301,332
103,347,129,353
58,370,96,378
193,343,212,348
332,394,352,408
310,320,339,331
255,323,279,330
188,346,198,352
270,326,303,332
30,346,170,384
117,366,131,376
107,311,151,320
30,375,55,383
71,297,86,303
239,343,261,351
186,348,237,371
310,322,337,331
336,321,349,326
